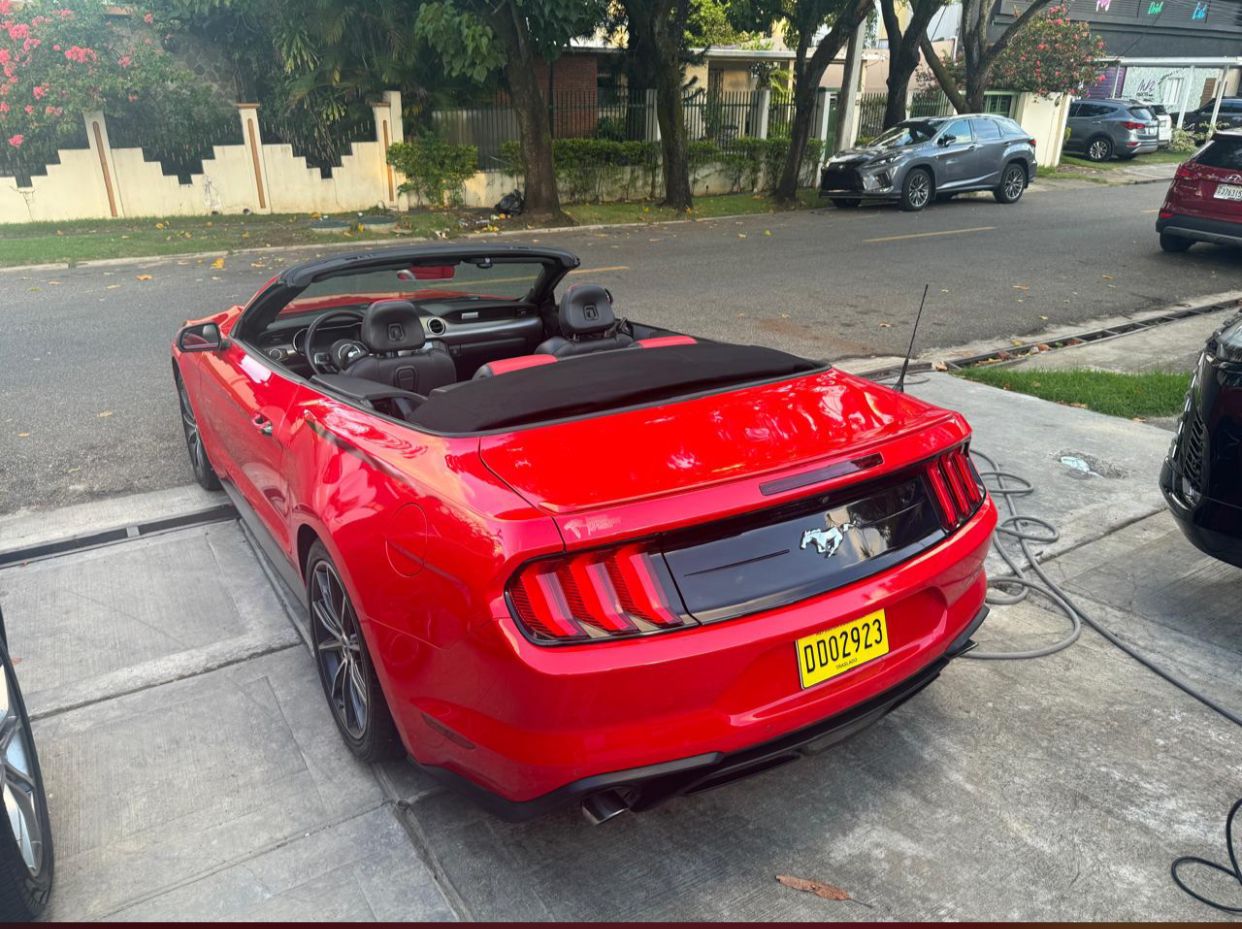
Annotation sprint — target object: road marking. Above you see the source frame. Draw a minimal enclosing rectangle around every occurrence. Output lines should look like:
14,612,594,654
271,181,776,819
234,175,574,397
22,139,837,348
864,226,996,243
568,265,629,275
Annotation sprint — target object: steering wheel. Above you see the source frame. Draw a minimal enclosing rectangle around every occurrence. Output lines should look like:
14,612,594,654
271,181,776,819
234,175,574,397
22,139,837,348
304,309,367,375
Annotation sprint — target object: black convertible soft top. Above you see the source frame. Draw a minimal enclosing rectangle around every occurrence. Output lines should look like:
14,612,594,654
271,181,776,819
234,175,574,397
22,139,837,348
408,342,822,434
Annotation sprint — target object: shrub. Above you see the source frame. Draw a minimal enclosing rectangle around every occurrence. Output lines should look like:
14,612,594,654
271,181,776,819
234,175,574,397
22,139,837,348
388,134,478,207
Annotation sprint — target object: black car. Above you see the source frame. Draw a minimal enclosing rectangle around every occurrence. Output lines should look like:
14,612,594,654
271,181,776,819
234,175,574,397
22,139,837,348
1161,314,1242,567
1176,97,1242,138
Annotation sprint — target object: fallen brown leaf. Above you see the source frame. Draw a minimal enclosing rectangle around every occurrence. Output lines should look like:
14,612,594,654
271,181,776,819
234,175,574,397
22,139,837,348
136,274,153,281
932,360,948,371
776,874,851,901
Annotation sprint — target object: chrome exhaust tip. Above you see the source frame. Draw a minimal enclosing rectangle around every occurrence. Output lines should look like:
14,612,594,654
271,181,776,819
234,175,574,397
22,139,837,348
581,789,630,825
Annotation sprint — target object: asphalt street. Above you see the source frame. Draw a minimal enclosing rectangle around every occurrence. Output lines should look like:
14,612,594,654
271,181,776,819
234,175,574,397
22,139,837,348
1,181,1239,516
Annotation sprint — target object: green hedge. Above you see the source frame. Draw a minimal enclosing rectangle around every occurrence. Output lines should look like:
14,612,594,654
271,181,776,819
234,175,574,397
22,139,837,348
387,135,478,207
498,137,824,203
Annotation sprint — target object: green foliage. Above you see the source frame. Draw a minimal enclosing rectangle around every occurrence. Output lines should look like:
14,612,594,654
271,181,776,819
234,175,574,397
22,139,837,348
388,134,478,207
988,4,1105,98
0,0,230,182
497,134,825,202
414,2,505,83
1169,126,1198,153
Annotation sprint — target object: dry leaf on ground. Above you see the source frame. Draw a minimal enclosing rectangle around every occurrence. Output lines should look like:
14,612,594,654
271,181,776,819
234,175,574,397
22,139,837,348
210,257,226,270
776,874,851,901
136,274,152,281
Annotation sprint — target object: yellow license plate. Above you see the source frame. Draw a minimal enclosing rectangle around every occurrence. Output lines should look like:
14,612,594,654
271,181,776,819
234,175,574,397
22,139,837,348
796,609,889,689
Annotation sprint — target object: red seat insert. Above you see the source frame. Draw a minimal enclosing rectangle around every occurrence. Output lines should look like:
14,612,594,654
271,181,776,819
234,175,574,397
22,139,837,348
474,355,559,378
634,336,697,349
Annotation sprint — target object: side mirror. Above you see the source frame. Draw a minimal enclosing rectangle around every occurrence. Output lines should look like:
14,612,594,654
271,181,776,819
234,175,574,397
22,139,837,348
939,134,956,146
178,322,223,353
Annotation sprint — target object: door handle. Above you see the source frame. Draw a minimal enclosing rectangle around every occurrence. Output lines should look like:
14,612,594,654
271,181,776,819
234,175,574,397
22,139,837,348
252,414,273,436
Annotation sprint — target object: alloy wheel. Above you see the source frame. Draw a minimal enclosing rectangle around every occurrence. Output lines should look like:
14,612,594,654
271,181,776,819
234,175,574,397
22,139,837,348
311,561,368,740
1003,166,1024,201
1088,139,1110,161
0,663,43,878
907,172,930,209
178,380,205,477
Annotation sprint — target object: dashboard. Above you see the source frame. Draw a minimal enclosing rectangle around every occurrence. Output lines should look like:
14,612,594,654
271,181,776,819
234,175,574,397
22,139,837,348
253,303,545,377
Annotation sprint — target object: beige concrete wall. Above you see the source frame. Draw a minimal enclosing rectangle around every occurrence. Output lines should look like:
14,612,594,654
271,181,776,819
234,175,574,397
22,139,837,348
1013,92,1070,167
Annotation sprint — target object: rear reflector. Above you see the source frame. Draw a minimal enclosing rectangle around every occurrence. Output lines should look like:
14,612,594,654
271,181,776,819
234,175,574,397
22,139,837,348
508,546,694,643
926,445,985,529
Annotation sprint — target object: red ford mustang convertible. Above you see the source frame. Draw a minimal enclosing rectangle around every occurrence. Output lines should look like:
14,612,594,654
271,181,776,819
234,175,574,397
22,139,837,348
172,245,996,822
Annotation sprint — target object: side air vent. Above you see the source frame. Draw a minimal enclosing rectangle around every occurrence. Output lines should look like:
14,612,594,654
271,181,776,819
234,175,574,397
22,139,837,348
426,318,448,336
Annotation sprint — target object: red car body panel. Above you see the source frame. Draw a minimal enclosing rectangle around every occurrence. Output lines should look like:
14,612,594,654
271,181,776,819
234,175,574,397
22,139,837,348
173,260,996,815
1157,134,1242,246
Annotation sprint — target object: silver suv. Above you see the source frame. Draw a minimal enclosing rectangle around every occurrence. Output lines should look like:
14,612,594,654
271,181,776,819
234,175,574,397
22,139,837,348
819,114,1037,212
1064,98,1159,161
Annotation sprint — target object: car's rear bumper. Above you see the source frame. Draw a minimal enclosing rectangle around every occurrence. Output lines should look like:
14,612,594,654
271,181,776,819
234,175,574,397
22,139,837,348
1124,137,1160,154
400,498,998,815
1157,213,1242,247
417,603,988,821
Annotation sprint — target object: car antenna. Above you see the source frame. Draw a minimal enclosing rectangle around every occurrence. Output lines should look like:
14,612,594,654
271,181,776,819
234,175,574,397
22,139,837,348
895,284,930,394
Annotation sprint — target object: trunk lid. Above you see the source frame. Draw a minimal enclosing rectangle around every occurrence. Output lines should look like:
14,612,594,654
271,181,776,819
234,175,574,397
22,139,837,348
1172,135,1242,221
479,368,968,547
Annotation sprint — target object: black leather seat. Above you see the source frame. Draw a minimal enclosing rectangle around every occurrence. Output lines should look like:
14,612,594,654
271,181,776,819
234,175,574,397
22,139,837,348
345,300,457,395
534,284,632,358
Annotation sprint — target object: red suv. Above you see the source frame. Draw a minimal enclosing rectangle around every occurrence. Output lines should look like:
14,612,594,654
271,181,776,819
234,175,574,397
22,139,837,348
1158,132,1242,252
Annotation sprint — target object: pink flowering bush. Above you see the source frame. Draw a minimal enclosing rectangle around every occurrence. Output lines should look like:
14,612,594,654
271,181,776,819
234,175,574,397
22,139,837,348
0,0,229,182
989,5,1106,98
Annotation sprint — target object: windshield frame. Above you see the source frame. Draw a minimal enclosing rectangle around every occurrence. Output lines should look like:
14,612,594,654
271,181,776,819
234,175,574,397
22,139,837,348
869,120,939,149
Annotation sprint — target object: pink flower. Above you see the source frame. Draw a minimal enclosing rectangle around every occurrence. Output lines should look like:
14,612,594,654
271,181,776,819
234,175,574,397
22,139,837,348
64,46,96,63
0,1,11,15
58,8,73,18
51,44,59,51
31,85,45,100
118,55,131,68
0,101,7,114
7,133,22,148
143,12,154,24
127,93,138,102
23,104,31,114
6,22,27,40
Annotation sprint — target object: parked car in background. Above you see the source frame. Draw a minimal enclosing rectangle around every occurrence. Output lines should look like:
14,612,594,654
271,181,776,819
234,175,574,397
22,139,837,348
1064,98,1159,161
1174,97,1242,139
1156,131,1242,252
1148,103,1173,148
1162,311,1242,569
0,606,53,921
820,114,1036,212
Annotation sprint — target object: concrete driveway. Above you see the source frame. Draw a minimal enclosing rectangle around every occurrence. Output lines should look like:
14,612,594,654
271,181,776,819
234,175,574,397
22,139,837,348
0,375,1238,920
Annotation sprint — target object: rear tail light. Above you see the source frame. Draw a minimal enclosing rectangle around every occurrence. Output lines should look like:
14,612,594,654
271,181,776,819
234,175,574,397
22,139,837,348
926,445,986,530
1028,137,1037,148
1175,162,1195,179
508,545,694,644
1122,120,1146,131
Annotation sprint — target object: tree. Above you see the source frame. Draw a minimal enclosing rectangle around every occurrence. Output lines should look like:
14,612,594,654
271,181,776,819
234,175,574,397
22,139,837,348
757,0,871,204
618,0,695,210
416,0,601,222
988,4,1105,98
922,0,1058,112
878,0,945,129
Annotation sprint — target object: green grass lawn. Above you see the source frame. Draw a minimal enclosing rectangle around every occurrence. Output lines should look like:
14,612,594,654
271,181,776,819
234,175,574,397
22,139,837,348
956,367,1190,419
1061,149,1189,171
0,190,819,267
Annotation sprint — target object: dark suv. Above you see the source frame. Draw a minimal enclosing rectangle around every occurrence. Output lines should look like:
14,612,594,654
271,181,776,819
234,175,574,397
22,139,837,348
1064,98,1159,161
1176,97,1242,138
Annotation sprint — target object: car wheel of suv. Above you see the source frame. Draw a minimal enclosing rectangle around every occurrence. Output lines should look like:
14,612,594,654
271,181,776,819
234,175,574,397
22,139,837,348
175,366,222,492
993,163,1027,204
829,197,860,209
0,640,53,922
1160,231,1193,253
306,543,401,762
1085,136,1113,162
900,168,932,212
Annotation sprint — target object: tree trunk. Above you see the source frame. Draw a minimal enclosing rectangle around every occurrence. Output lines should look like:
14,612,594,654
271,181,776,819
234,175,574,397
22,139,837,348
773,0,871,205
654,35,692,209
919,34,967,113
880,0,943,129
492,3,566,223
882,50,917,128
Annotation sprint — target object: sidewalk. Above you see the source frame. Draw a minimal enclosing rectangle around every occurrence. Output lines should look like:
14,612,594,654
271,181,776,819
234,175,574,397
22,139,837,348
0,317,1238,919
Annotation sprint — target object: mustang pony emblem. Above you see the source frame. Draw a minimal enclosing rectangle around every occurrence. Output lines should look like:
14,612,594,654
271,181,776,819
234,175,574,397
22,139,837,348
800,521,856,558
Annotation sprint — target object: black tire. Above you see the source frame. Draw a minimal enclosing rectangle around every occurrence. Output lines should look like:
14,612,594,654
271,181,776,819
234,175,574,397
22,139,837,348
1160,231,1193,253
174,366,222,492
1085,135,1113,162
899,168,933,212
829,197,860,209
0,640,53,921
993,162,1027,204
306,542,401,762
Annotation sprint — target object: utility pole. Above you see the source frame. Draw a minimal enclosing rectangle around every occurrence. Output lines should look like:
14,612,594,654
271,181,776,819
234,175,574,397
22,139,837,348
834,20,866,151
